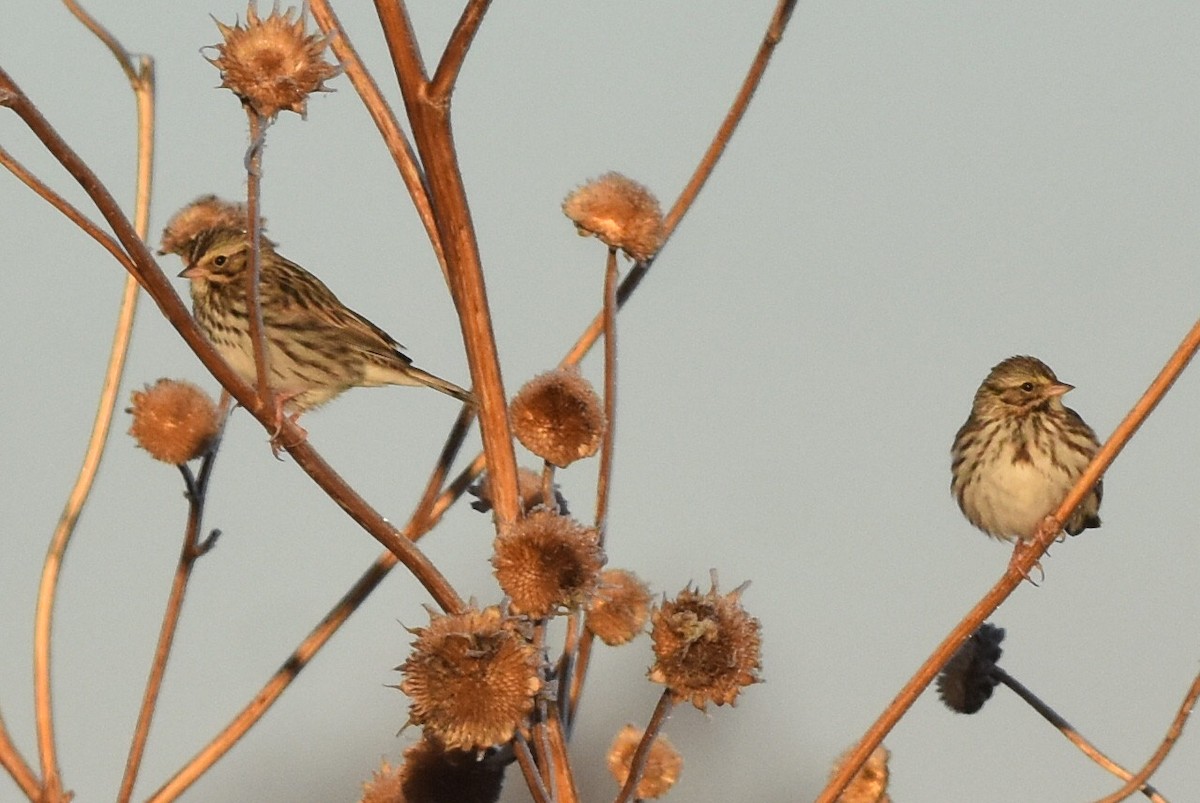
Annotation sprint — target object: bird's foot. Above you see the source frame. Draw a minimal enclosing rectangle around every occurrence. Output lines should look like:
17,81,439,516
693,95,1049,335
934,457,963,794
1007,538,1046,585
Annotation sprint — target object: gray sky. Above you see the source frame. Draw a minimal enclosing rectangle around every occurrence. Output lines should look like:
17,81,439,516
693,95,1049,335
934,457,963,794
2,3,1198,801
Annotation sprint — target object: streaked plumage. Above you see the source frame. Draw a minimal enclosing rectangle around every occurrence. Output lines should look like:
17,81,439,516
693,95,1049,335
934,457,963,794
951,356,1102,542
179,228,471,416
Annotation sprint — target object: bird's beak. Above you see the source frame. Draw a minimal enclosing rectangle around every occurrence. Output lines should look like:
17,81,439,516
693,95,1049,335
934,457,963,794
1047,381,1074,397
178,264,199,279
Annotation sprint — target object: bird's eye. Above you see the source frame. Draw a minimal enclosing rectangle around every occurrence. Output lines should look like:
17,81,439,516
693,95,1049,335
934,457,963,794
1020,382,1034,392
214,255,227,267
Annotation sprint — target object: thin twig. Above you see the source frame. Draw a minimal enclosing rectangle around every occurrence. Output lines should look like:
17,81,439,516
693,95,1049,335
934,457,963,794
1093,671,1200,803
428,0,492,102
308,0,448,278
613,690,676,803
243,110,273,408
995,668,1165,802
118,433,226,803
819,314,1200,801
594,247,619,540
514,732,553,803
0,707,39,800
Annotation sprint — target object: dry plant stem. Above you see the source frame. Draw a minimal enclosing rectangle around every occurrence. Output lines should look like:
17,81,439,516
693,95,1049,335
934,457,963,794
541,462,556,513
243,110,273,406
1093,671,1200,803
994,668,1165,802
561,0,799,368
594,248,619,539
0,68,464,613
308,0,448,277
0,708,38,800
410,403,477,530
118,439,225,803
21,33,153,798
545,710,580,803
374,0,520,524
427,0,492,101
514,732,553,803
613,690,675,803
819,314,1200,802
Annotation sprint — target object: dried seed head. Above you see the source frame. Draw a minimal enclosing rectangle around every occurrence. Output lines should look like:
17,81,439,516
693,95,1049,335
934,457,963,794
586,569,652,646
159,195,268,257
208,3,339,119
648,574,762,710
492,509,605,618
509,368,605,468
127,379,220,464
469,467,569,516
370,736,504,803
398,606,541,752
562,172,664,261
829,745,892,803
607,724,683,800
936,622,1005,715
358,759,403,803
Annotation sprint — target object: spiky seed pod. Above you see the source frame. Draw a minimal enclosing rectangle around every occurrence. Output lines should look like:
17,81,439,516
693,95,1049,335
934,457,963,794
159,195,269,257
586,569,652,646
358,759,403,803
361,737,504,803
492,509,605,618
607,724,683,800
127,379,220,464
829,745,892,803
648,576,762,710
936,622,1005,715
509,368,605,468
207,3,339,119
562,172,665,262
398,606,541,752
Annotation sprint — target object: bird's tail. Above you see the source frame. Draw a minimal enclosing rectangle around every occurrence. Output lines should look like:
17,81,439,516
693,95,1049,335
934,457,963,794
406,365,474,405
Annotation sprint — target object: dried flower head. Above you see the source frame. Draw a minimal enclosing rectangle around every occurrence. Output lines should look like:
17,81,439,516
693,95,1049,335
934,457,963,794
159,195,268,257
509,368,605,468
366,736,504,803
127,379,220,464
562,172,664,261
469,467,569,516
936,622,1005,715
607,724,683,800
208,3,339,118
492,509,605,618
586,569,652,646
830,745,892,803
398,606,541,751
648,574,762,710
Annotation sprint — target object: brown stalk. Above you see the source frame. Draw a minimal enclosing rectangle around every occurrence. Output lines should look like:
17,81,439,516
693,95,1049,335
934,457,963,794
1093,671,1200,803
118,423,227,803
242,110,273,407
820,315,1200,801
0,708,38,800
994,668,1165,802
594,247,619,539
16,13,155,795
514,732,553,803
613,690,676,803
0,68,465,616
374,0,519,524
428,0,492,102
308,0,448,277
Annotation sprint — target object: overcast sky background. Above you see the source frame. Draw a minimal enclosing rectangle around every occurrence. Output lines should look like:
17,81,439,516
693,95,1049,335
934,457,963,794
2,3,1199,801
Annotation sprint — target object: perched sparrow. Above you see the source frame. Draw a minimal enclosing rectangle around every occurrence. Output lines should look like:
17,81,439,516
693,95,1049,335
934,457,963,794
951,356,1102,542
178,227,472,420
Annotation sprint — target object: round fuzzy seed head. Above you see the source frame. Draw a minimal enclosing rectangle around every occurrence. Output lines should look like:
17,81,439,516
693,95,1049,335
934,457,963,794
159,195,268,257
607,724,683,800
937,622,1005,715
562,172,664,262
127,379,220,464
829,745,892,803
398,606,541,752
375,736,504,803
492,509,605,618
358,759,403,803
208,3,339,119
648,575,762,710
586,569,652,646
510,368,605,468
